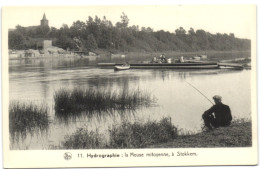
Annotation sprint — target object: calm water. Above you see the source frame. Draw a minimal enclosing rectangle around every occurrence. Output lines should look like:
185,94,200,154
9,58,251,149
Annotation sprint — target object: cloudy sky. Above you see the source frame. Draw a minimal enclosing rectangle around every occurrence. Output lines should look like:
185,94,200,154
3,5,255,39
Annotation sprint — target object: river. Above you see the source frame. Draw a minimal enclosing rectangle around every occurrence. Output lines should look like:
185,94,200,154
9,58,251,149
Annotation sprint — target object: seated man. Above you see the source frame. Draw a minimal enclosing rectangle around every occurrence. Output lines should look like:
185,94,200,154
202,95,232,130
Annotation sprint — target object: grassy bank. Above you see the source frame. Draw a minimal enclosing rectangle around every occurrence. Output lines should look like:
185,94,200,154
62,118,251,149
62,117,178,149
148,119,252,148
9,101,50,141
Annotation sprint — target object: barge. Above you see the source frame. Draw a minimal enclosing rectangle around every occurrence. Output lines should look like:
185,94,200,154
98,62,220,69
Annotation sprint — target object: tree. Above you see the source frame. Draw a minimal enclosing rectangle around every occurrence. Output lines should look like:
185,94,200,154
175,27,186,36
99,27,113,48
8,13,251,52
56,36,74,50
187,28,198,50
86,16,102,46
59,24,71,36
73,37,82,51
70,20,86,38
8,31,25,49
15,25,27,35
196,29,209,50
141,27,153,33
86,34,98,50
101,16,113,27
120,12,129,28
188,27,196,36
116,12,129,29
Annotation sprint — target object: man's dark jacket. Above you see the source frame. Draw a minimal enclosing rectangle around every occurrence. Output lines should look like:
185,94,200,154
203,103,232,126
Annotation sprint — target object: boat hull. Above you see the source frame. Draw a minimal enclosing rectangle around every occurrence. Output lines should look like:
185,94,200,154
123,62,219,69
99,62,220,69
114,66,130,71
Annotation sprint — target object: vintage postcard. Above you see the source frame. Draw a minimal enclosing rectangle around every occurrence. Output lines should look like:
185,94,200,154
2,5,257,168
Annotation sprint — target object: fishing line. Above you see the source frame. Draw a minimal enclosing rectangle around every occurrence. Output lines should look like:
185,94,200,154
185,81,214,105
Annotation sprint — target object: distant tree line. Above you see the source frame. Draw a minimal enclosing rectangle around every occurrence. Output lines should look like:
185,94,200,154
8,12,250,52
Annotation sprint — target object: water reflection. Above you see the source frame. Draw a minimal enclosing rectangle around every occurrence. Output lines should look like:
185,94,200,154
9,58,251,149
9,57,92,72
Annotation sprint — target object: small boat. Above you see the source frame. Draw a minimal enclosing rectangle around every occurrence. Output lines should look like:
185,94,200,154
114,64,130,71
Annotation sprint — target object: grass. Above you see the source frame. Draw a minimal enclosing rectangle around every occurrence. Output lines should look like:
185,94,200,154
54,87,156,117
63,128,103,149
9,101,50,141
62,118,252,149
148,119,252,148
109,117,178,148
62,117,178,149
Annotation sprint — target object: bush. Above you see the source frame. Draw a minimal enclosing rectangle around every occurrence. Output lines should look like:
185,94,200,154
63,128,103,149
109,117,178,148
62,117,177,149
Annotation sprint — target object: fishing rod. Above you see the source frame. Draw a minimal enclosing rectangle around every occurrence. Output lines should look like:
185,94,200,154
185,81,214,105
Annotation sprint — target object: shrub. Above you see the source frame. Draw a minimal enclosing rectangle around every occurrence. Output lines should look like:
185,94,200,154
62,117,177,149
109,117,178,148
63,128,104,149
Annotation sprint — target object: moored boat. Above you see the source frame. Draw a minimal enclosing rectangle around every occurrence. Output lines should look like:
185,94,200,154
114,65,131,71
101,62,219,69
99,62,244,70
128,62,219,69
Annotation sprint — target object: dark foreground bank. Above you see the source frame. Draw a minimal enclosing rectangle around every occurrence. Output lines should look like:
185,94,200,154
61,118,251,149
148,119,252,148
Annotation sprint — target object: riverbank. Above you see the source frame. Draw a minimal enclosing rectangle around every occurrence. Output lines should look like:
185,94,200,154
61,118,252,149
9,50,250,63
148,119,252,148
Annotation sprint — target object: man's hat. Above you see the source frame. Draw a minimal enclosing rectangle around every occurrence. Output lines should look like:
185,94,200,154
213,95,222,101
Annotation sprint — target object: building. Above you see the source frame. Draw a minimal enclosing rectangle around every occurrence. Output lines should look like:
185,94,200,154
28,14,53,51
41,13,49,27
8,13,55,57
14,13,50,33
37,40,52,50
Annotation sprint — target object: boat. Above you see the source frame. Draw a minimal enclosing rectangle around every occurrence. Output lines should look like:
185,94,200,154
99,62,219,69
114,64,131,71
128,62,219,69
99,61,244,70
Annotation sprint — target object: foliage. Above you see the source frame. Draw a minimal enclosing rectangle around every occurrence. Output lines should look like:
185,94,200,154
109,117,178,148
86,34,98,50
8,31,25,49
63,128,103,149
149,119,252,148
62,117,178,149
8,13,251,52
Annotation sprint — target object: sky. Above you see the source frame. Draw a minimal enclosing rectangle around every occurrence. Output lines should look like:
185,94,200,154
3,5,255,39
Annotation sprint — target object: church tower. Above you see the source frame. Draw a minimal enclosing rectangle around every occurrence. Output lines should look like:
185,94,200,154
40,13,49,27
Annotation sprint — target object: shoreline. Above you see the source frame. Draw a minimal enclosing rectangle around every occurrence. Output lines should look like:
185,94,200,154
9,50,250,60
147,119,252,148
61,118,251,149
